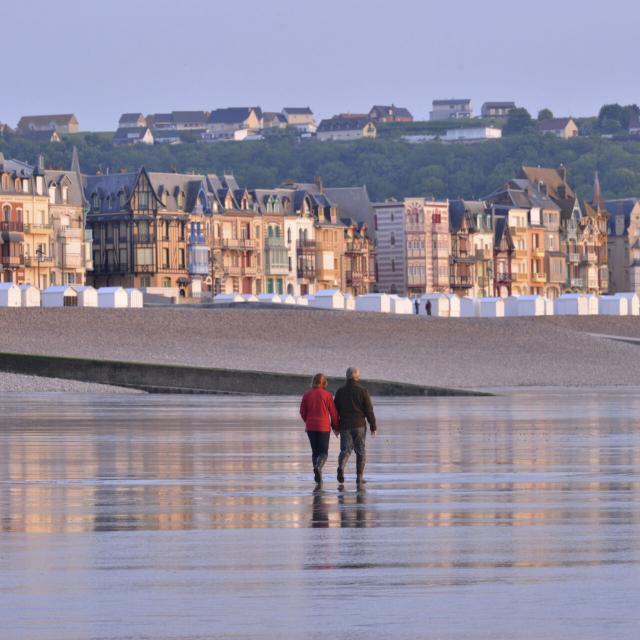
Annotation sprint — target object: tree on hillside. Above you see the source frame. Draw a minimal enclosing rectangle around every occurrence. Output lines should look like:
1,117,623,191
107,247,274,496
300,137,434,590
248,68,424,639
538,108,553,121
597,103,640,133
503,108,535,136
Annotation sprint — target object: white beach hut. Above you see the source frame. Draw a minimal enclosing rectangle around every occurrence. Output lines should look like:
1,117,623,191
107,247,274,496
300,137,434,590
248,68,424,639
257,293,282,304
72,285,98,308
555,294,589,316
311,289,344,310
459,296,479,318
389,295,413,315
584,294,599,315
214,293,245,304
281,294,296,305
42,286,78,308
598,296,628,316
19,284,41,307
304,295,315,306
98,287,128,308
503,296,520,317
614,292,640,316
0,283,21,307
445,294,461,318
517,295,546,317
125,288,144,308
419,293,450,317
355,293,391,313
294,295,309,306
242,294,259,303
478,297,505,318
543,297,555,316
343,293,355,311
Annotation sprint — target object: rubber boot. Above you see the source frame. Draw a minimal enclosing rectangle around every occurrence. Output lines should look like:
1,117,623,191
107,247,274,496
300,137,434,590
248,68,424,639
337,467,344,484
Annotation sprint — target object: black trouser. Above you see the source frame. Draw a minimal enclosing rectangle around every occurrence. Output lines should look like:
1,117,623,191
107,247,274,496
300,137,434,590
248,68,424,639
307,431,330,471
338,427,366,474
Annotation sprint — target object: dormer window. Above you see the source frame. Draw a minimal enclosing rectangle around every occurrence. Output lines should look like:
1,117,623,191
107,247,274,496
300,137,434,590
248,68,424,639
138,191,149,210
62,186,68,204
177,191,184,210
1,174,8,191
92,193,100,209
15,178,21,191
119,191,126,208
49,185,57,204
106,195,113,210
160,190,167,207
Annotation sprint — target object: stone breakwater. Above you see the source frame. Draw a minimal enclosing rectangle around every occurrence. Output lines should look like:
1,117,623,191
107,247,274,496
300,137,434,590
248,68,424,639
0,371,142,393
0,307,638,389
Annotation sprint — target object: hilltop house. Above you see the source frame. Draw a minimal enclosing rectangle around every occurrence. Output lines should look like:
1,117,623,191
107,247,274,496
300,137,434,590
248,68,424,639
282,107,316,133
206,108,263,136
629,114,640,136
17,114,79,135
316,116,377,141
538,117,579,139
20,130,62,143
172,111,208,131
481,102,516,119
119,113,147,128
430,99,472,120
368,105,413,123
262,112,287,129
113,127,154,145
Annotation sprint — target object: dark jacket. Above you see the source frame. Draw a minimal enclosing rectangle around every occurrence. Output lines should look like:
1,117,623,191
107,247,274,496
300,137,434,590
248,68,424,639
334,380,377,432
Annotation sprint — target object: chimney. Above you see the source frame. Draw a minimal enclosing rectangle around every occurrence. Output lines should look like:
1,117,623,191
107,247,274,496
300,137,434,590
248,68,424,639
314,175,324,193
558,164,567,182
37,154,45,175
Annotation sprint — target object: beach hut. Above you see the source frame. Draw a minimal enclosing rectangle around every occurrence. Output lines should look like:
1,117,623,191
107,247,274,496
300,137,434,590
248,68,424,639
555,294,589,316
459,296,479,318
599,296,628,316
19,284,40,307
445,294,461,318
98,287,128,308
72,285,98,308
125,288,143,308
214,293,245,304
0,283,21,307
294,295,309,306
281,294,296,305
503,296,520,317
42,286,78,308
478,297,505,318
311,289,344,310
355,293,391,313
543,297,554,316
584,294,599,315
343,293,355,311
257,293,282,304
242,294,259,303
419,293,450,317
389,295,413,315
614,292,640,316
517,295,546,317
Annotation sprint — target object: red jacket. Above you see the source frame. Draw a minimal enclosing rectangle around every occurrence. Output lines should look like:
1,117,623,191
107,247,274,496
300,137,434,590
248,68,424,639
300,387,340,432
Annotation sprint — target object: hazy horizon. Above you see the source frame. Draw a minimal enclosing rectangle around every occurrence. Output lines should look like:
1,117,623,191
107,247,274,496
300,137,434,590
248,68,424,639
3,0,638,130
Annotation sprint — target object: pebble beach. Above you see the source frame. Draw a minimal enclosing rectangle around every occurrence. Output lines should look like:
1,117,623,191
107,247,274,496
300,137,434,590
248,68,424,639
0,307,639,390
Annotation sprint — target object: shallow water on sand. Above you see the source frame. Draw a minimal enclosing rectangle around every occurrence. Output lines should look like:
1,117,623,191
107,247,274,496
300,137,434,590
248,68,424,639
1,389,640,639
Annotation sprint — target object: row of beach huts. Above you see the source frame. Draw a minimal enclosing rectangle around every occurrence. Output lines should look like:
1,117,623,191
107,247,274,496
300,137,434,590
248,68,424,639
213,290,640,317
0,284,143,308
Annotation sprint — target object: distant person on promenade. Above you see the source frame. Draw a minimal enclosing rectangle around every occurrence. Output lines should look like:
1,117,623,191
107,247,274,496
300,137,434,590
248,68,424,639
300,373,340,486
426,300,432,316
334,367,377,488
414,298,419,315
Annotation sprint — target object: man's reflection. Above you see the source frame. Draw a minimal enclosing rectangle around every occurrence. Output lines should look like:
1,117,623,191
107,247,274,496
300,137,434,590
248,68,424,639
311,489,330,528
338,488,369,528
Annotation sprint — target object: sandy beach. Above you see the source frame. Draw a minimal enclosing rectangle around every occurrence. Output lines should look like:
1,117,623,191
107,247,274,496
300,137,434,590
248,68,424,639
0,307,638,390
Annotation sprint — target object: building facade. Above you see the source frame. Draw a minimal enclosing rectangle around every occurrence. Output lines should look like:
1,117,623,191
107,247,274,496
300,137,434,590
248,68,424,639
372,200,406,294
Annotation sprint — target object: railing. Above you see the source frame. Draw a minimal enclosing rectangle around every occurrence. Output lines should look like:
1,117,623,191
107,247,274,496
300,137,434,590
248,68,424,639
514,250,527,259
345,242,366,255
0,221,24,233
214,238,256,249
495,273,512,283
296,240,316,251
0,255,24,266
58,227,83,239
582,252,597,263
297,266,316,279
532,273,546,283
346,270,364,284
516,273,528,282
134,235,155,244
23,222,52,232
450,276,473,288
569,253,579,263
533,248,545,258
24,255,54,267
571,278,584,288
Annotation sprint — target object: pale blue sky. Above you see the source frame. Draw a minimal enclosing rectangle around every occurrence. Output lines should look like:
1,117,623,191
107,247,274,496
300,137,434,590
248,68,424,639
3,0,637,130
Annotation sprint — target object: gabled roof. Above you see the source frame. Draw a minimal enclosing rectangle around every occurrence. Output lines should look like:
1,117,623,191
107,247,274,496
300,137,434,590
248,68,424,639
172,111,208,125
482,101,516,109
44,168,85,206
208,108,260,125
112,127,152,143
17,114,78,129
317,117,375,132
263,112,287,123
538,117,575,131
20,130,61,143
323,186,375,237
119,113,145,125
369,105,413,119
605,199,640,235
432,99,471,106
282,107,313,115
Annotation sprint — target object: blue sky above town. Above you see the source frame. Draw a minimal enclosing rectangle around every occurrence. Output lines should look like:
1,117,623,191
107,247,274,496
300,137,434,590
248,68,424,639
4,0,637,130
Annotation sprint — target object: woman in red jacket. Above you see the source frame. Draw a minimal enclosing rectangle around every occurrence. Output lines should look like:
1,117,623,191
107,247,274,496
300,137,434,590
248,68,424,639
300,373,340,486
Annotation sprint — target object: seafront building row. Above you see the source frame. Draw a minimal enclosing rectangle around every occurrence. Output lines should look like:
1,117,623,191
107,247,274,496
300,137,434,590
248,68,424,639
2,152,640,299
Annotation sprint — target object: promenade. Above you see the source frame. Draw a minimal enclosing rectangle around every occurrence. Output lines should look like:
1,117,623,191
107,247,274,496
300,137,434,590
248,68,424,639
0,307,638,390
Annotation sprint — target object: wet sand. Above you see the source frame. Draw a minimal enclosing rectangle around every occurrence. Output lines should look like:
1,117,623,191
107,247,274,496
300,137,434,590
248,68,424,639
1,389,639,639
1,307,640,388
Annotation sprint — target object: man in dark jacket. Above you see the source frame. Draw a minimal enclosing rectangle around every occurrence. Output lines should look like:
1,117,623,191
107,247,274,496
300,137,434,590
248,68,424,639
334,367,377,487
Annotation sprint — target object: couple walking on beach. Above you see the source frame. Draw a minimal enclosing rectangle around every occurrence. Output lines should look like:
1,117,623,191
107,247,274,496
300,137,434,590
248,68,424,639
300,367,377,488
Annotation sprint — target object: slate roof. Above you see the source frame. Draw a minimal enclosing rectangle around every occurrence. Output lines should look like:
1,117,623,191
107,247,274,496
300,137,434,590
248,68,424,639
112,127,152,144
44,168,85,207
208,108,259,125
432,99,471,106
369,105,413,119
323,186,375,236
19,130,61,143
172,111,208,125
538,117,575,131
119,113,145,125
605,199,640,235
17,114,78,130
283,107,313,115
317,117,374,132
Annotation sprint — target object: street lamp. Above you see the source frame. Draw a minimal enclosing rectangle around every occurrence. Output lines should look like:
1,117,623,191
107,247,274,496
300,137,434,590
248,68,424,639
36,246,43,289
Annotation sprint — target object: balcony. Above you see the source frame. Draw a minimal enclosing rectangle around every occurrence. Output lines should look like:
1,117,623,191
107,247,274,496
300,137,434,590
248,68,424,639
58,227,83,239
346,270,364,285
495,273,512,283
514,250,527,259
223,265,243,277
569,252,579,263
24,254,54,267
0,255,24,267
297,265,316,279
450,276,473,289
581,253,597,264
134,235,156,245
533,248,545,258
571,278,584,288
516,272,528,282
297,240,317,252
345,241,366,255
0,221,24,233
451,251,475,264
532,273,546,283
214,237,256,250
23,222,52,233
